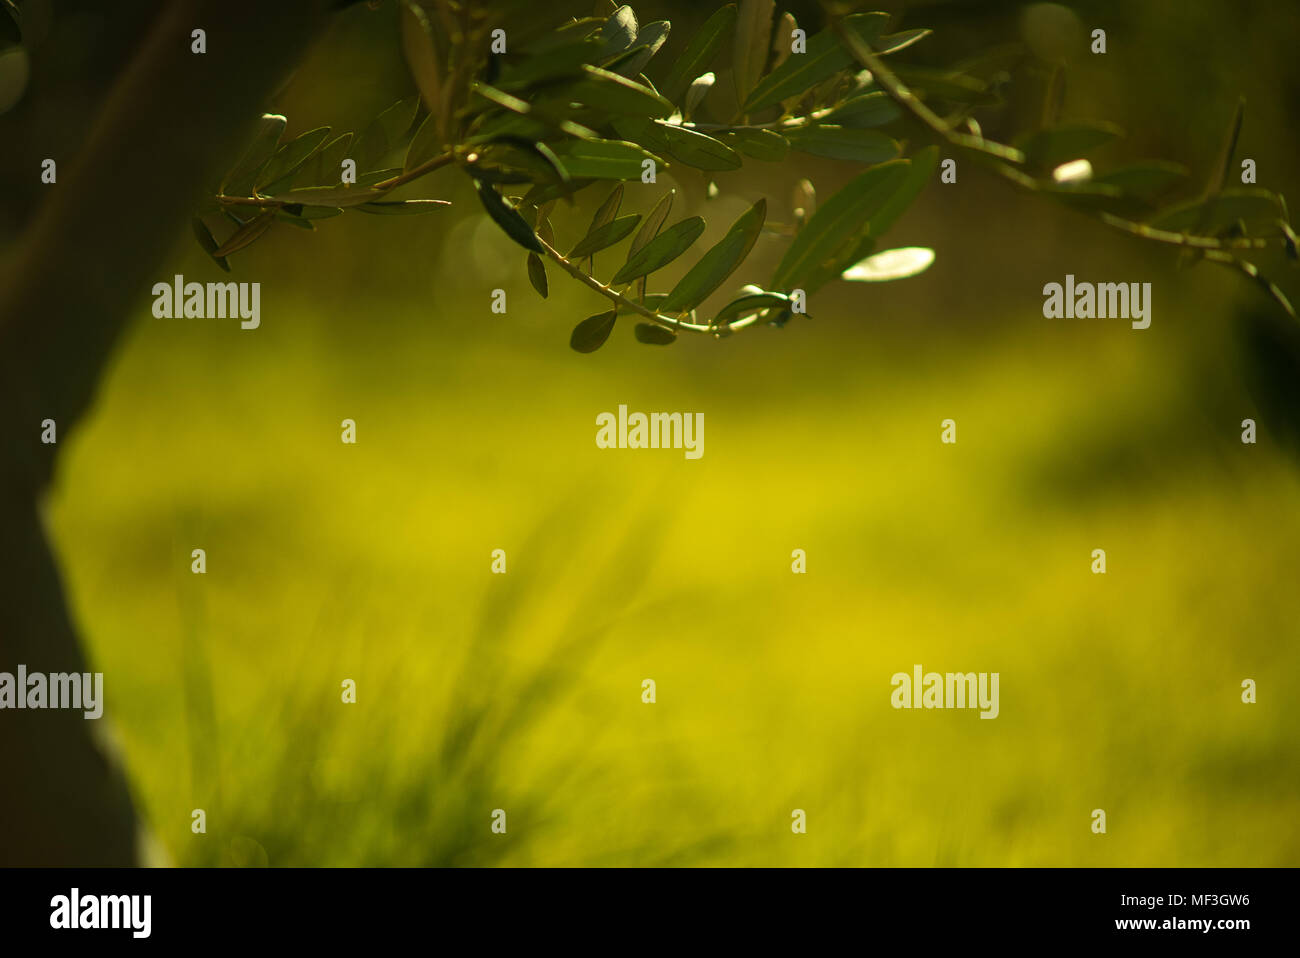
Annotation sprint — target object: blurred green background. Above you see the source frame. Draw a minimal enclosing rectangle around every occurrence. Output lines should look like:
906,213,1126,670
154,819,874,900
6,0,1300,865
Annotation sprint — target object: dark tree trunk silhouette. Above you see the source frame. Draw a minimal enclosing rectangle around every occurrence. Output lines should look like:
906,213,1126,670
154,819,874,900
0,0,331,865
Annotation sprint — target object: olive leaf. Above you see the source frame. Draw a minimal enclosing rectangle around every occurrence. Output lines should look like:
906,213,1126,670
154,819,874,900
570,309,618,352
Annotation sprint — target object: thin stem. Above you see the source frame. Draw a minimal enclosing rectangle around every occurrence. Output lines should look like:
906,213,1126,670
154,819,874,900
535,235,715,334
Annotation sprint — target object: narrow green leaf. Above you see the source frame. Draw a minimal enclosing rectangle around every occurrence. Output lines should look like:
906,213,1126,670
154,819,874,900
717,128,788,161
405,113,442,170
475,180,544,252
212,210,276,257
272,185,383,207
527,253,548,298
655,123,742,170
1091,161,1188,201
560,65,674,118
684,73,716,118
891,67,999,106
663,199,766,312
613,216,705,284
822,92,902,128
400,0,441,116
355,199,452,214
733,0,775,107
496,40,600,89
549,138,660,180
662,4,736,103
191,217,231,272
568,213,641,258
290,205,344,219
1016,121,1123,170
772,159,909,291
599,5,638,59
634,323,677,345
256,127,331,192
1150,188,1284,234
872,28,932,56
743,13,888,113
866,144,939,238
571,310,618,352
353,96,420,172
301,132,354,188
614,19,670,77
713,291,789,324
628,189,675,260
222,114,287,196
785,126,899,163
589,183,625,233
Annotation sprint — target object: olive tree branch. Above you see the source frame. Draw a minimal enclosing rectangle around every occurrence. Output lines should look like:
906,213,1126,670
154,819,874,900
534,235,717,334
835,19,1291,258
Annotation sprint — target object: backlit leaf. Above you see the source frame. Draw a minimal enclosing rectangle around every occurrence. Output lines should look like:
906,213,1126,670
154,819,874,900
663,199,766,311
613,216,705,284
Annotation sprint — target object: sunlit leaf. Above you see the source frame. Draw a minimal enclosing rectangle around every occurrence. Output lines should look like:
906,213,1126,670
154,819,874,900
684,73,716,117
598,5,638,59
872,29,932,56
713,290,789,324
355,199,451,214
841,246,935,281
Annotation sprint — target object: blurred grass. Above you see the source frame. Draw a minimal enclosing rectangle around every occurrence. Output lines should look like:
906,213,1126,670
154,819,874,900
40,242,1300,865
